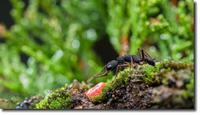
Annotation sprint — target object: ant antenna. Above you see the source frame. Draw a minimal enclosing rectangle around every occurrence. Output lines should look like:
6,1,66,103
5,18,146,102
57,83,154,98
138,48,154,61
86,68,108,83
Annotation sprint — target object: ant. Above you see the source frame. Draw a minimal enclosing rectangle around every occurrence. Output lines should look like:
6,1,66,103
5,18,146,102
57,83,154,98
87,48,155,83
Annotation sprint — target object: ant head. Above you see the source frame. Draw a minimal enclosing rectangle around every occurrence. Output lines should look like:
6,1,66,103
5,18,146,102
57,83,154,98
145,58,155,66
106,60,118,70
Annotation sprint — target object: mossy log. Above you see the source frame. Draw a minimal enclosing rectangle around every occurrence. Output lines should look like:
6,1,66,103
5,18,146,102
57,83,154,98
16,61,194,110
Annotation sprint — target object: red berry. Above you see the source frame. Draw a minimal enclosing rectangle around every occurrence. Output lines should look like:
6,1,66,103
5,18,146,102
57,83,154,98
85,82,106,99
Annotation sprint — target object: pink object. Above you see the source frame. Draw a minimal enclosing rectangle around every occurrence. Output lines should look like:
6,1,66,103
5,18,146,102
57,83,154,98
85,82,106,98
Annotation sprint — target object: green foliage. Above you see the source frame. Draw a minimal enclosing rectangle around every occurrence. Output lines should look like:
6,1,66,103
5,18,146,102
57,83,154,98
1,0,106,97
0,0,194,99
107,0,194,60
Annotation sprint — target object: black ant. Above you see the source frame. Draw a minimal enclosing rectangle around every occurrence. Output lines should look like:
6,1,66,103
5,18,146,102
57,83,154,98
87,48,155,83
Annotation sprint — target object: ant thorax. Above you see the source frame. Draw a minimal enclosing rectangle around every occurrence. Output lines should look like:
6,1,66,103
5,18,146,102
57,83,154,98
116,56,125,63
131,55,142,63
117,55,142,64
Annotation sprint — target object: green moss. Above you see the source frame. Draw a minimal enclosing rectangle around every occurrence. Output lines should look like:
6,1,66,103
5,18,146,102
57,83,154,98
35,86,72,109
140,64,158,84
49,100,62,109
160,61,193,70
111,68,132,89
140,61,193,84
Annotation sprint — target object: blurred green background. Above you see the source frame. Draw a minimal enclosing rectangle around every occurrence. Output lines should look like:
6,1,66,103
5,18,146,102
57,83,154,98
0,0,194,100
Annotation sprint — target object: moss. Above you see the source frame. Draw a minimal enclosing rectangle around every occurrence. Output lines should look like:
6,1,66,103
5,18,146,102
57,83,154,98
160,61,193,70
49,100,62,109
35,61,194,108
140,64,159,84
139,61,193,84
111,68,132,88
35,86,72,109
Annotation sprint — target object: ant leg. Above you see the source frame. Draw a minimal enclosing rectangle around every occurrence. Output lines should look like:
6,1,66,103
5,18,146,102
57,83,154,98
138,48,144,61
112,63,131,84
115,63,130,76
143,49,154,61
130,56,134,68
115,66,120,77
139,48,153,61
138,48,146,65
